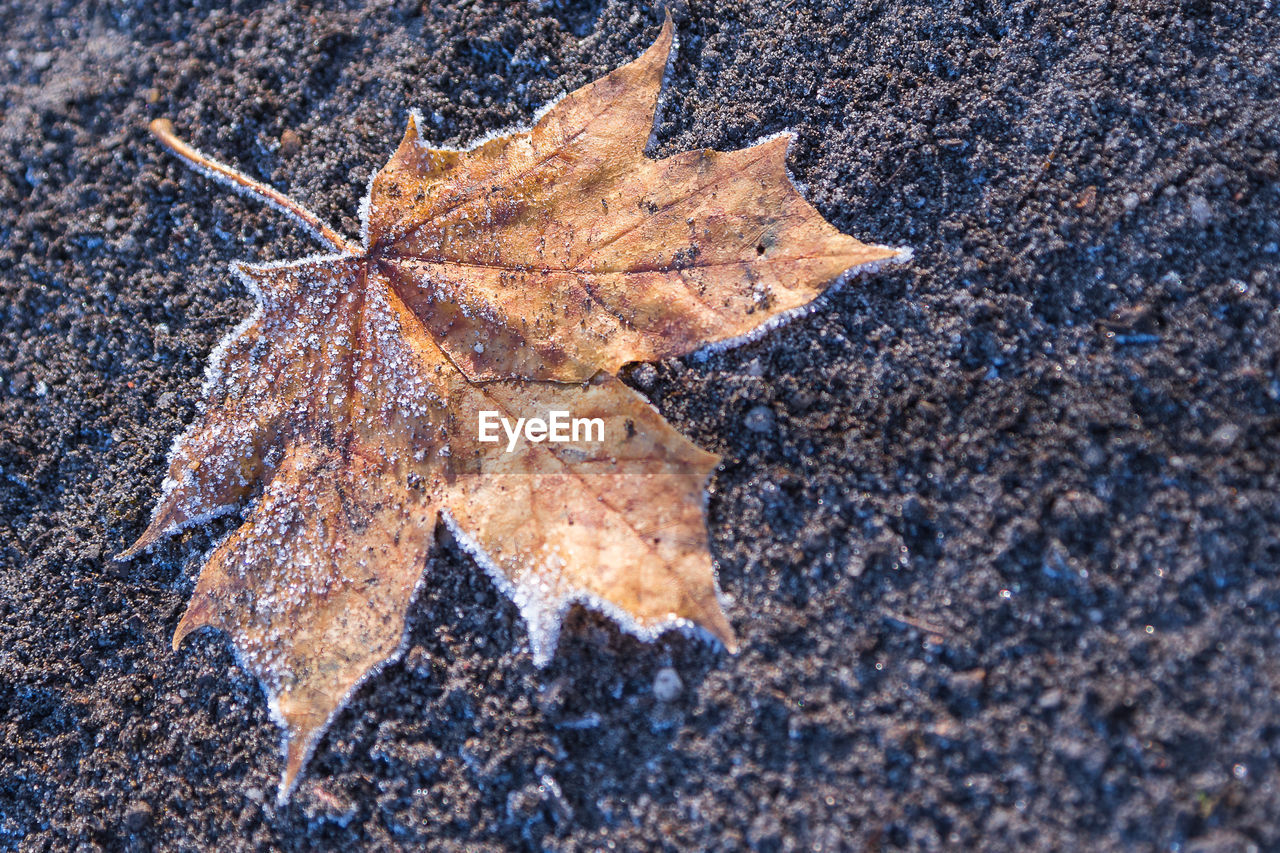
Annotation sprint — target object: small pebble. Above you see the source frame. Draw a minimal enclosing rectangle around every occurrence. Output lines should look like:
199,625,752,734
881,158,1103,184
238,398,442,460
1083,444,1107,468
280,129,302,157
123,802,152,832
653,667,682,702
32,51,52,71
1189,195,1212,226
631,363,657,391
1210,423,1242,448
744,405,774,433
1038,689,1063,709
1075,185,1097,213
10,370,31,394
1122,192,1141,211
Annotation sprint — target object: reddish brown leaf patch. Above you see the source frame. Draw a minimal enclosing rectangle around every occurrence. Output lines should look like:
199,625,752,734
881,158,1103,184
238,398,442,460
122,14,908,798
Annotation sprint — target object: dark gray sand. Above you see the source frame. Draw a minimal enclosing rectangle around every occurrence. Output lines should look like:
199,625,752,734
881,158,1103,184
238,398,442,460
3,0,1279,849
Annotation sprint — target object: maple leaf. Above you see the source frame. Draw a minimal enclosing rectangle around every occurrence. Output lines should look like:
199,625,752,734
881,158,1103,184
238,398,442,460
120,13,908,799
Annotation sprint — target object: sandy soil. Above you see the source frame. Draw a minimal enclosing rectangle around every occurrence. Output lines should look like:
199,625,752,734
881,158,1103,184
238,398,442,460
2,0,1279,849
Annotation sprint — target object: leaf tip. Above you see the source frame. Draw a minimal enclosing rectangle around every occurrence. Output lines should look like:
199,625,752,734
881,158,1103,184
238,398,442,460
383,111,430,180
278,742,308,806
704,607,738,655
172,603,210,652
401,112,422,148
272,693,342,806
850,242,915,275
656,8,674,52
888,244,915,265
114,542,142,562
171,624,189,653
116,512,172,563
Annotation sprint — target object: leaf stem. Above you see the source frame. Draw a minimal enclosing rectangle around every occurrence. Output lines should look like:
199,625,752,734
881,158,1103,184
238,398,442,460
149,119,361,255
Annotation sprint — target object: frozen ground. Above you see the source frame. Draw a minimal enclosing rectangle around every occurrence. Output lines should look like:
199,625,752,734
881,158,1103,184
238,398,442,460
1,0,1279,849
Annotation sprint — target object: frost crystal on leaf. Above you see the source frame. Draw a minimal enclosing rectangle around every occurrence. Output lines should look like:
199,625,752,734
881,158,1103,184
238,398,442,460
120,13,909,800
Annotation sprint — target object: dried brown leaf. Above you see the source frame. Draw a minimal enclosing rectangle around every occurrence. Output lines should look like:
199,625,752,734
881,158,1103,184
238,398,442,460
121,13,908,799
